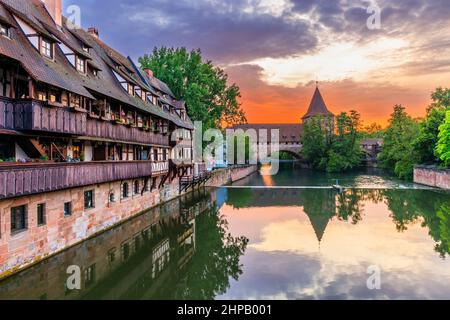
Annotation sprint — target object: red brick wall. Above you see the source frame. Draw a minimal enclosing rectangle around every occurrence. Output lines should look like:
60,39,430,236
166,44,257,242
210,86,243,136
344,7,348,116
414,167,450,189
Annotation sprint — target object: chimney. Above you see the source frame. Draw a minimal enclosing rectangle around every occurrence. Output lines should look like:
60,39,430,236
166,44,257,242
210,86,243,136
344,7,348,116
88,27,99,38
144,68,154,78
41,0,62,27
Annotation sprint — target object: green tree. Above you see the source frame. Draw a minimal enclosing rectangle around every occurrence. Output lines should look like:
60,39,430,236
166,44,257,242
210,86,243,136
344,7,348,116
378,105,420,180
301,111,363,172
413,88,450,164
139,47,247,130
436,111,450,167
362,122,384,138
173,207,249,299
301,116,328,169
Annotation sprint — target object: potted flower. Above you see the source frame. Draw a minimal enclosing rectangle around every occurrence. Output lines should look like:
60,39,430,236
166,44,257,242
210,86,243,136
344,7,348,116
114,118,126,125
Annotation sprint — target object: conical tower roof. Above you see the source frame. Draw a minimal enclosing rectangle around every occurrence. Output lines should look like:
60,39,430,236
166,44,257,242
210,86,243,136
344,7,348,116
306,213,330,243
302,86,334,120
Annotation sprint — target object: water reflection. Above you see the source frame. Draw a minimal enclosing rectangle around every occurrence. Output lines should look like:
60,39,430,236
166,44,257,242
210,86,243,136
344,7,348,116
0,189,248,300
1,174,449,300
221,187,450,299
226,188,450,258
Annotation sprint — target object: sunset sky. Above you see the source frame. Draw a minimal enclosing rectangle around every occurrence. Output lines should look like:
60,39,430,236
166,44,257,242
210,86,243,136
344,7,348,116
65,0,450,126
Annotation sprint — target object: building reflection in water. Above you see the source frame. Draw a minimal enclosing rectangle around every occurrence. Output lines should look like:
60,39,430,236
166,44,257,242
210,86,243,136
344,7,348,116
0,188,249,300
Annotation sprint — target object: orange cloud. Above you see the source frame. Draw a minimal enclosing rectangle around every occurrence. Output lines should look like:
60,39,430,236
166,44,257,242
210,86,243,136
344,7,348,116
226,64,437,126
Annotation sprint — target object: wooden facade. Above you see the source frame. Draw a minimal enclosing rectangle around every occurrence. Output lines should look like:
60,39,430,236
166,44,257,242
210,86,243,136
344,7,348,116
0,160,158,199
0,97,169,146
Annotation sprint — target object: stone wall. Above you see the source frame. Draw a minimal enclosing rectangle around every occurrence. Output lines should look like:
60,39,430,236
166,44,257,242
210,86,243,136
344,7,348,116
0,176,181,279
0,189,214,299
414,166,450,189
206,165,258,187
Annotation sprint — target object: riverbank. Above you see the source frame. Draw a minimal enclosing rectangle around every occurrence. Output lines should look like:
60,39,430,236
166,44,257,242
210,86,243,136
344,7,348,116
414,166,450,190
205,165,258,187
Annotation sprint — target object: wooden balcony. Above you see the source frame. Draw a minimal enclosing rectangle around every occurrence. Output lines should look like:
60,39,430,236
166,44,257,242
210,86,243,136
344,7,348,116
0,161,155,200
152,161,169,175
0,98,169,146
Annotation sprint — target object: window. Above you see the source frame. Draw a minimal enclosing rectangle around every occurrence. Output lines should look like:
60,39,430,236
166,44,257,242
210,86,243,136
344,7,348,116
11,205,28,234
134,180,140,195
108,248,116,263
109,192,116,203
64,202,72,216
40,38,53,59
0,23,9,37
76,57,86,73
134,86,142,98
143,179,150,192
37,203,46,226
84,264,96,287
112,70,128,91
122,183,129,199
121,242,131,261
84,190,95,209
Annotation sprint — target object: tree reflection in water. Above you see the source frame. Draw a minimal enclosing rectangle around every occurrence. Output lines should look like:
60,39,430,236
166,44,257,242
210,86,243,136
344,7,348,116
172,208,249,300
0,189,249,300
226,187,450,258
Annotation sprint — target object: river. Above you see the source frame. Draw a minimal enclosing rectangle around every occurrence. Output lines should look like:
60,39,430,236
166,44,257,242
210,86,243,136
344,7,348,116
1,164,449,300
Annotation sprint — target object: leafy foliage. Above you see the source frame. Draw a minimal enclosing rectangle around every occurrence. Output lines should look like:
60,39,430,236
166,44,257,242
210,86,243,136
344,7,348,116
436,111,450,167
378,105,420,180
361,122,384,139
301,111,363,173
139,47,246,130
413,88,450,164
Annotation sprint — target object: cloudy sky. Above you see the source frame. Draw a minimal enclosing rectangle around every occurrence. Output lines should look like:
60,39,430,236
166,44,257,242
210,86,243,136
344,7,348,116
64,0,450,125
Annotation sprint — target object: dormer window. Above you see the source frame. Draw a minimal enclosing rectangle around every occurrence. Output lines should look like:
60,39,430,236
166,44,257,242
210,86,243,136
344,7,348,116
112,70,128,92
76,56,86,73
40,38,53,59
0,23,9,38
134,86,142,98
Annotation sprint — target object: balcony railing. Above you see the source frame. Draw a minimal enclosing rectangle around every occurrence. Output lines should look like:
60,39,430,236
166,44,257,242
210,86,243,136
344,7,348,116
152,161,169,175
0,161,155,200
0,98,169,146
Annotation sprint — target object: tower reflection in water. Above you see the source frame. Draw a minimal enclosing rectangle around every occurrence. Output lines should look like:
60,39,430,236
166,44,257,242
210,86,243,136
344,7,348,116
225,187,450,258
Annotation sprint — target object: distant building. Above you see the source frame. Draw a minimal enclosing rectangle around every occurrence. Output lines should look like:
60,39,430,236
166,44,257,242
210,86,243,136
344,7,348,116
231,84,334,158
